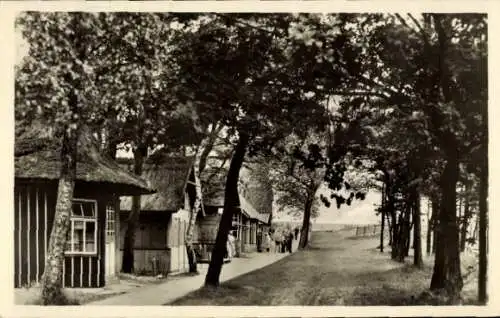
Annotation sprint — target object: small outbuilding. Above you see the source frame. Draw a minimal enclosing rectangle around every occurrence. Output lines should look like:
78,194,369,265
118,154,197,275
14,128,154,288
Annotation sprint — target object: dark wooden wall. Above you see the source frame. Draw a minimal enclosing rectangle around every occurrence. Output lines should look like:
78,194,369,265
118,210,171,274
14,180,109,288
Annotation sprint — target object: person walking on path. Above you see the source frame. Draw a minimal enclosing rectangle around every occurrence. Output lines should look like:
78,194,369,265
257,230,263,252
274,231,283,253
281,231,288,253
294,227,299,240
227,231,236,260
264,232,272,252
287,231,294,253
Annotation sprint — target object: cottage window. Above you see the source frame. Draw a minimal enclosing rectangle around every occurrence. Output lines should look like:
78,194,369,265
65,199,98,255
106,205,115,242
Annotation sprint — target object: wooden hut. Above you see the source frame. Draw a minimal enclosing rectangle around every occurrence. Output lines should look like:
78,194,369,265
197,183,268,258
118,154,197,275
194,182,225,262
14,130,154,288
238,194,271,253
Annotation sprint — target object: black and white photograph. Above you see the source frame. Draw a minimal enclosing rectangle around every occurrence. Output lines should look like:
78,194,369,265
2,0,495,316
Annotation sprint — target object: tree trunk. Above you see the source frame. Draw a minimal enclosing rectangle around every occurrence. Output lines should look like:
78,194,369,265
390,212,398,260
40,14,84,304
205,132,249,287
431,198,439,254
460,183,471,252
386,188,398,259
404,207,411,258
106,137,119,160
121,145,147,273
426,200,432,256
478,152,488,304
380,184,385,253
387,212,392,246
413,190,423,268
397,212,408,262
430,154,463,301
185,125,221,273
41,127,79,305
299,190,315,249
185,159,201,274
105,132,118,160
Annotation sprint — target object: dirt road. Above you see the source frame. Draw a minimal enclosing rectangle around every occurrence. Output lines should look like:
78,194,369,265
171,229,438,305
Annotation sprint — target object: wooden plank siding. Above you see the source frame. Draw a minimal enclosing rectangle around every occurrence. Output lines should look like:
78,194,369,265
119,210,171,275
14,181,108,288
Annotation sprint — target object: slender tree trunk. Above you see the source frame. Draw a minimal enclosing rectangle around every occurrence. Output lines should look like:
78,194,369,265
426,200,432,256
398,212,409,262
299,190,316,249
105,130,118,160
430,154,463,301
478,151,488,304
391,212,398,259
185,157,202,274
404,207,412,258
413,190,423,268
431,198,439,254
185,125,221,273
460,184,471,252
380,184,385,253
41,127,79,305
121,145,147,273
429,14,462,300
41,14,84,305
386,187,399,259
205,132,249,287
106,137,119,160
387,212,392,246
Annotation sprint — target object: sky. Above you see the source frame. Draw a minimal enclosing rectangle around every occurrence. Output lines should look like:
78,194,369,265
274,188,381,225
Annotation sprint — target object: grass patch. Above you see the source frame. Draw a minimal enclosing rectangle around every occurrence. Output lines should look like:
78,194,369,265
346,234,379,240
25,291,81,306
19,289,129,305
170,231,478,306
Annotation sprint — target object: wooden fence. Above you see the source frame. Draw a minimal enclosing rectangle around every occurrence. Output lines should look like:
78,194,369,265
353,224,383,237
168,217,189,274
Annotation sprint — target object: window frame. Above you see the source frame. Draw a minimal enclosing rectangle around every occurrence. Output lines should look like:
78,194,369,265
105,204,115,243
64,198,98,256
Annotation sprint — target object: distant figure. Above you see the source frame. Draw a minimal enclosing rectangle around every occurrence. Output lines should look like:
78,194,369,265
274,231,283,253
281,231,287,253
287,232,294,253
264,232,272,252
294,227,299,240
227,231,236,259
257,230,263,252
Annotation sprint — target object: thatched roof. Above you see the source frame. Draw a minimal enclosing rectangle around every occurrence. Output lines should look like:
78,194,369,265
203,183,225,207
119,155,195,212
239,195,270,224
203,181,269,224
257,213,271,224
239,194,260,219
15,126,155,196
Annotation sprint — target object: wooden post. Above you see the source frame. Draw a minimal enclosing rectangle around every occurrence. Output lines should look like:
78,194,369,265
114,198,121,277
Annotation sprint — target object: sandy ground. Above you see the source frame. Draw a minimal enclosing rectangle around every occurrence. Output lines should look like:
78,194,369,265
14,273,170,305
171,230,478,306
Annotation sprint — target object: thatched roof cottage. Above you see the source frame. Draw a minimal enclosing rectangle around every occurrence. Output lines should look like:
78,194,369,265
118,154,196,275
14,128,154,288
